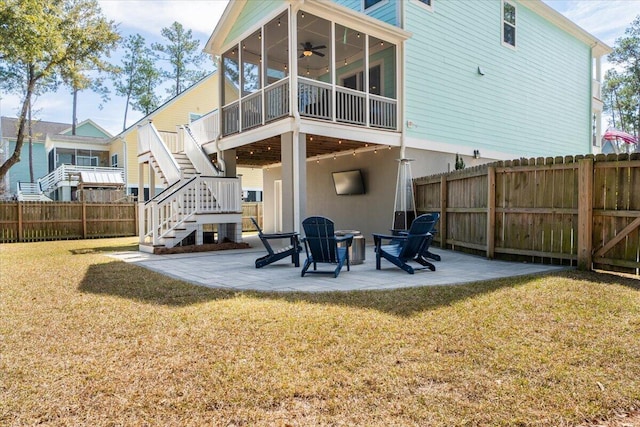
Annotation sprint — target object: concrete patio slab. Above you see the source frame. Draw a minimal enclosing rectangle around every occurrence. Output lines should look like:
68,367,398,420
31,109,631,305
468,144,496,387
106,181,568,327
108,235,569,293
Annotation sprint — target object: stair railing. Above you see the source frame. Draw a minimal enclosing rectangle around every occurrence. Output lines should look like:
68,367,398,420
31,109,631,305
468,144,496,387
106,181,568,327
182,125,220,176
141,176,241,246
138,122,182,185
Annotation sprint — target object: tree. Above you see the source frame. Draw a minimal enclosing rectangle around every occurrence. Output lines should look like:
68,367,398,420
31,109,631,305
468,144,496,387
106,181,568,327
113,34,162,130
0,0,120,179
152,21,209,98
603,15,640,137
130,57,162,116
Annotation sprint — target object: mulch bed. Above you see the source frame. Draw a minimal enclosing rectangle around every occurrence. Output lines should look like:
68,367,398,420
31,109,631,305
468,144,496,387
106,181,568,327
153,241,251,255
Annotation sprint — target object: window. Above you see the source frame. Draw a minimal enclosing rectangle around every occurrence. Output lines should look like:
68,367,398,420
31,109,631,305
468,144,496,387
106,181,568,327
503,0,516,47
341,64,382,95
189,113,202,122
76,155,98,167
363,0,386,11
418,0,431,6
111,154,118,168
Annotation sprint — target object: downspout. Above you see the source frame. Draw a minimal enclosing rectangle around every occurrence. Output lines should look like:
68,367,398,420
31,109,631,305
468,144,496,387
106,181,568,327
122,137,128,192
213,55,226,175
399,38,407,160
290,4,302,231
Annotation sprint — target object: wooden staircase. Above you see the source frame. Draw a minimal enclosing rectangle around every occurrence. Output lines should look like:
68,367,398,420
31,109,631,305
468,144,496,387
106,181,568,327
138,122,242,252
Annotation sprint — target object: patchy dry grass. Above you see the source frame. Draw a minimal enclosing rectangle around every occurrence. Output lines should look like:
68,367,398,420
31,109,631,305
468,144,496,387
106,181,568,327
1,238,639,426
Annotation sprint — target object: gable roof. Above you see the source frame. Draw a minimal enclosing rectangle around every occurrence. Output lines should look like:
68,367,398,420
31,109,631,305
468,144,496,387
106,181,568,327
60,119,112,138
1,117,69,141
113,71,217,140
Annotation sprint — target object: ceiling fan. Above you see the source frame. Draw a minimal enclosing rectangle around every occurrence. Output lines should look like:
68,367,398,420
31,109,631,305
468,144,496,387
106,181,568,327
299,42,326,58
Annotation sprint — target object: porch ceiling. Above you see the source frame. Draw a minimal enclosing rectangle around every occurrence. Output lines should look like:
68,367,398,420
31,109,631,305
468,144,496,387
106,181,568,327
232,134,386,167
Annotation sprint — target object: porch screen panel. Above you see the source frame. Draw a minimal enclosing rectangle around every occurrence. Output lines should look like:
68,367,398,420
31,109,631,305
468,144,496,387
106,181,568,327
241,30,263,130
369,36,397,129
335,24,365,125
222,48,240,135
265,11,290,121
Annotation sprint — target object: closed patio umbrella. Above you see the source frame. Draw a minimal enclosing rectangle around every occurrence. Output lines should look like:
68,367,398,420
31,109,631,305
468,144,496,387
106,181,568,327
603,128,638,145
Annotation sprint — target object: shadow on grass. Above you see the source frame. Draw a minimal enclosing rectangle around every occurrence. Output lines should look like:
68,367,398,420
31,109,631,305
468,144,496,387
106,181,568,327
78,261,238,306
76,260,638,316
70,243,140,254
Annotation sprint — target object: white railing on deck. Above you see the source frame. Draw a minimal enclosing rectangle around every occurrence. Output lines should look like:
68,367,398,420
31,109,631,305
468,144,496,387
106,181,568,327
138,122,181,185
182,126,220,176
242,91,262,130
189,109,219,143
265,78,289,122
592,79,602,101
298,77,332,120
39,165,125,195
140,176,241,245
335,86,366,125
159,131,181,153
370,94,397,130
222,101,239,136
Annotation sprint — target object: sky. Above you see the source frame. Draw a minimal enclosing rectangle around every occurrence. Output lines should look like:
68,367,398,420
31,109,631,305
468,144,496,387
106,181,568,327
1,0,639,136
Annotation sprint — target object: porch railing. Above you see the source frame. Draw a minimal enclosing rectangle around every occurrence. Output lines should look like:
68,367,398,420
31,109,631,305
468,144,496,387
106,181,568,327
222,101,239,136
242,91,262,130
298,78,332,120
265,78,289,122
189,109,220,144
220,76,398,136
39,165,126,195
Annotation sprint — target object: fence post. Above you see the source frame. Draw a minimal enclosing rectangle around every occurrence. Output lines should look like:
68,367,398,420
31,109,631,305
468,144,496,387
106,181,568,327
82,200,87,239
440,175,447,249
17,202,24,242
486,166,496,259
577,158,594,270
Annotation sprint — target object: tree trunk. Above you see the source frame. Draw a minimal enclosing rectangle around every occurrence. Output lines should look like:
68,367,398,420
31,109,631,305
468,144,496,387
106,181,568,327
0,66,36,179
123,92,130,132
28,99,34,183
72,87,78,135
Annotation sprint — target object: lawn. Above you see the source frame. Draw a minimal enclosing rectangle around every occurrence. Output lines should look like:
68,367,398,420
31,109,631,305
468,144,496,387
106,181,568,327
1,238,639,426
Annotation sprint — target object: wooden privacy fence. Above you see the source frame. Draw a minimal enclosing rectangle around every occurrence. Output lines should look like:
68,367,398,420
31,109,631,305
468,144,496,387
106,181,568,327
0,201,265,243
242,202,263,231
414,153,640,275
0,201,138,243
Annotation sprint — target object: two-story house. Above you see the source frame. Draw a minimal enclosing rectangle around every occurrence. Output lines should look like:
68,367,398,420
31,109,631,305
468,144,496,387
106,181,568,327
138,0,610,250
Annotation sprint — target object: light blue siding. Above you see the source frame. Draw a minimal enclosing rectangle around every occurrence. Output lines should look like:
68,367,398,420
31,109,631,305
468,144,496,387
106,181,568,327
332,0,398,26
8,141,48,188
68,122,110,138
403,0,592,157
225,0,284,46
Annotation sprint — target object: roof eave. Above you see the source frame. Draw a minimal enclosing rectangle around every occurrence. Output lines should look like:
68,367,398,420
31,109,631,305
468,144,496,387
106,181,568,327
521,0,612,57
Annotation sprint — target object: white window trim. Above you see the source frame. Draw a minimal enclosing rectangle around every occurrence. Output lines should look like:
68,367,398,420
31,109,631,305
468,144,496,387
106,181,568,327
501,0,517,50
339,59,385,95
362,0,388,13
411,0,434,13
111,153,118,168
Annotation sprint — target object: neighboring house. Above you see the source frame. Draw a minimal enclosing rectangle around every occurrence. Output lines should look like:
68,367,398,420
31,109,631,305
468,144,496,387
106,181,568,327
0,117,120,201
138,0,611,249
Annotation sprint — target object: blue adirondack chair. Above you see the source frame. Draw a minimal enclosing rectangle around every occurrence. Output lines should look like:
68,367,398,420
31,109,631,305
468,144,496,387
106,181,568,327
301,216,353,278
373,213,440,274
251,217,302,268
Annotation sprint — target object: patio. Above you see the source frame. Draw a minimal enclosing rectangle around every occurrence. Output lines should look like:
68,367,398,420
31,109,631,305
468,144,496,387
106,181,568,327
109,234,569,292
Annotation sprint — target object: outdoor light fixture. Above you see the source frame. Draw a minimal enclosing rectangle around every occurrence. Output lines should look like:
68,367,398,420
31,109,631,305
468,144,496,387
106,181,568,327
477,66,485,76
473,149,481,159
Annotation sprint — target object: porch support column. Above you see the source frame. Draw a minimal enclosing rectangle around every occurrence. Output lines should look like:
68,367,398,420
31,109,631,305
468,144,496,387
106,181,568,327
219,149,239,243
281,131,306,233
138,163,145,201
149,164,156,199
222,149,237,178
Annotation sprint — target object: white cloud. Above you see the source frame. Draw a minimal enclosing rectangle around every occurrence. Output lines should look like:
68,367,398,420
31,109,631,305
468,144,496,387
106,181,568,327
98,0,229,40
545,0,640,46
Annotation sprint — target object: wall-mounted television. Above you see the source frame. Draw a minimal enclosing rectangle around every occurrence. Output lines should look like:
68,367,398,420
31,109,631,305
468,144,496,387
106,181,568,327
332,170,365,195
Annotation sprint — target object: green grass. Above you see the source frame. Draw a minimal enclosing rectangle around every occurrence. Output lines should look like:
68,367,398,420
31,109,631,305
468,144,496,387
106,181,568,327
1,238,639,426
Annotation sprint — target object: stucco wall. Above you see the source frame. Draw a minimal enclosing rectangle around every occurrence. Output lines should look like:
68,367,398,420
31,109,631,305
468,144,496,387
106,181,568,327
262,145,490,240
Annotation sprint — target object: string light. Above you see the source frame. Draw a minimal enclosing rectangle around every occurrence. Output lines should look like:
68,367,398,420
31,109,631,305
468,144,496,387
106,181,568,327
277,19,281,27
301,11,305,18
